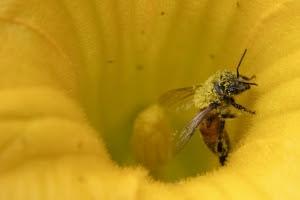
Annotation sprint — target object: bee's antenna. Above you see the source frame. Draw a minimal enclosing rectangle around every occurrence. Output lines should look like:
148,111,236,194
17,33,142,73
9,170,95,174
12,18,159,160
236,49,247,78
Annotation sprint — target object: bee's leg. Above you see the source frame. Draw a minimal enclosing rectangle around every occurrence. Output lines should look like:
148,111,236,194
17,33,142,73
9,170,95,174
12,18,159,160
218,119,225,134
228,98,255,114
216,119,230,166
240,75,256,81
220,113,236,119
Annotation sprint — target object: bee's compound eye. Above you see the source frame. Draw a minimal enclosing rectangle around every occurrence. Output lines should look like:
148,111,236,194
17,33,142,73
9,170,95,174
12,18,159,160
228,86,236,94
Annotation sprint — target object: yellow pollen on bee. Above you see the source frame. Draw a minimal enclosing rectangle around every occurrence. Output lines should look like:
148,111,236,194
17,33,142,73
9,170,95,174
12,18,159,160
194,70,236,109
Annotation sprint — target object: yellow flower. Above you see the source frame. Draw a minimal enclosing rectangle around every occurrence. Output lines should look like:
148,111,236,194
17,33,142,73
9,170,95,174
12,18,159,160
0,0,299,199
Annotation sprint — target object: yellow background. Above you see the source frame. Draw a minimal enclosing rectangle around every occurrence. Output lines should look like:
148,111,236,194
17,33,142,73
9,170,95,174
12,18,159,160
0,0,299,199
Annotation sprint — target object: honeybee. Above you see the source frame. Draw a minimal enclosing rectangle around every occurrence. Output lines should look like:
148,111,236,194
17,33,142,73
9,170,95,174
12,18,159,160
159,49,257,165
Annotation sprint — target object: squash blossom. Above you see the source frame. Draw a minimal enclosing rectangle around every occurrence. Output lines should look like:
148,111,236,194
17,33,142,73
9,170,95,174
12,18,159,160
0,0,300,199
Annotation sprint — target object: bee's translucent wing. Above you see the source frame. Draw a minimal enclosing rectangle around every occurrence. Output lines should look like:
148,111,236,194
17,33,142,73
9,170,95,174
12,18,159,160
158,85,201,111
175,105,214,153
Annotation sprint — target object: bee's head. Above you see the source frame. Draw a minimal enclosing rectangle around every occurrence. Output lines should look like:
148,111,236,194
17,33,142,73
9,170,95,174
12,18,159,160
214,49,257,97
214,71,257,96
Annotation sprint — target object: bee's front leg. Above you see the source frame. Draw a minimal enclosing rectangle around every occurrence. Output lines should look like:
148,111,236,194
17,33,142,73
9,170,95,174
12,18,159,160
226,97,255,114
239,74,256,81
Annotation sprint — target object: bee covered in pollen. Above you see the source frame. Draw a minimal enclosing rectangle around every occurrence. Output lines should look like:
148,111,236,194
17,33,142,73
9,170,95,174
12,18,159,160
158,49,257,165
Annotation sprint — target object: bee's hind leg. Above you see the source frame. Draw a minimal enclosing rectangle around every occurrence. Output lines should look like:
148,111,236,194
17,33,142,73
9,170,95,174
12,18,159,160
220,113,236,119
